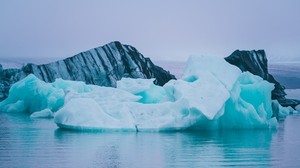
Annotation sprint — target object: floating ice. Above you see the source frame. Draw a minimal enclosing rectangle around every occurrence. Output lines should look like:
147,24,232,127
30,108,54,118
0,74,95,114
1,56,289,131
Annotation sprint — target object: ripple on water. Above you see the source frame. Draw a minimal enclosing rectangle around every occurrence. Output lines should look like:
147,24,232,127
1,113,300,167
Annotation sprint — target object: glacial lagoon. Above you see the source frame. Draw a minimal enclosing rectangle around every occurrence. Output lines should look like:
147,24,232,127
1,62,300,167
1,112,300,168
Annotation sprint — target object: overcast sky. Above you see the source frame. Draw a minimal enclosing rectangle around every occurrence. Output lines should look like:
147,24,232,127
0,0,300,66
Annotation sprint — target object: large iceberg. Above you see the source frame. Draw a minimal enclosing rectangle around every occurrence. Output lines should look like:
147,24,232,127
0,41,175,101
1,56,286,131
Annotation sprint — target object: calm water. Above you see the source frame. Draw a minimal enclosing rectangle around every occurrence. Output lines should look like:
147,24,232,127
1,112,300,168
269,63,300,89
1,62,300,168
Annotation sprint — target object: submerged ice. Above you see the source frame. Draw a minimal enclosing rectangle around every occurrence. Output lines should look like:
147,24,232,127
0,56,290,131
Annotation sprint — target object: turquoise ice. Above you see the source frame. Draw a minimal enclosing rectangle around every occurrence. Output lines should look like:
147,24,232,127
1,56,290,131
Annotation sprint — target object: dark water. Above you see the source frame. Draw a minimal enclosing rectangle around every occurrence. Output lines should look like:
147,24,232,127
1,113,300,168
269,63,300,89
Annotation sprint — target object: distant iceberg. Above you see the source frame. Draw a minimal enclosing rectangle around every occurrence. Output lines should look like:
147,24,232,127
1,56,292,131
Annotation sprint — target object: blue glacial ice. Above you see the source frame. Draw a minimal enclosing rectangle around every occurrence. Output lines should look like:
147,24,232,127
0,56,291,131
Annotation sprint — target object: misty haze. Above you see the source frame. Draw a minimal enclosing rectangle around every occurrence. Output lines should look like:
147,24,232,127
1,1,300,168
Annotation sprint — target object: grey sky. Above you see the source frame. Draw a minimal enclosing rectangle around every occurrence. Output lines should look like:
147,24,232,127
0,0,300,66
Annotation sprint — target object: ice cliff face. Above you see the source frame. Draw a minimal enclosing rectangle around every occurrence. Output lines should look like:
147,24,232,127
225,50,300,108
0,41,175,101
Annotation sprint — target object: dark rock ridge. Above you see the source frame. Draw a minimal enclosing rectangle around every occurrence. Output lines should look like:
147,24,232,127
0,41,176,101
225,50,300,108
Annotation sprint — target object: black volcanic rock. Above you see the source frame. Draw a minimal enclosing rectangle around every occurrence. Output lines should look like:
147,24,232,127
0,66,21,100
225,50,300,108
0,41,175,101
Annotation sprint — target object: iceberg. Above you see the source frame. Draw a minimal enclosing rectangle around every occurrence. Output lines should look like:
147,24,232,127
0,74,94,114
1,56,288,131
0,41,175,101
225,50,300,108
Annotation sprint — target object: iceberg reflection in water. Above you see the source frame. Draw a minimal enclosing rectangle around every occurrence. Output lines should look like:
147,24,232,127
1,112,300,167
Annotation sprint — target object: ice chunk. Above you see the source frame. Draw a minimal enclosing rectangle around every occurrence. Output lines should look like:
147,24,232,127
0,74,65,113
30,109,54,118
1,56,286,131
0,74,98,114
117,78,170,104
219,72,276,129
55,98,136,131
164,76,228,120
54,97,198,131
182,56,241,91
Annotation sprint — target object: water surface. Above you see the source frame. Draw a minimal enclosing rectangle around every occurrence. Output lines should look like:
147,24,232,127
1,113,300,168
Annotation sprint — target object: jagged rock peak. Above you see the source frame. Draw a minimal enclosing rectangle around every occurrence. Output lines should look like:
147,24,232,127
21,41,175,86
225,49,300,108
0,41,176,101
225,50,269,79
